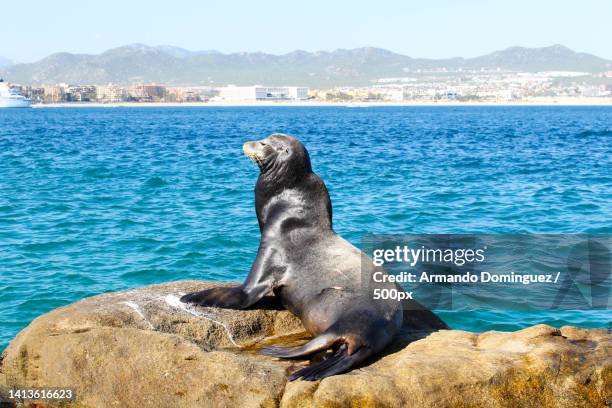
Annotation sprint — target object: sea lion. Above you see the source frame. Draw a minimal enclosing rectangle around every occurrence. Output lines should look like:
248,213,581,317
181,133,404,380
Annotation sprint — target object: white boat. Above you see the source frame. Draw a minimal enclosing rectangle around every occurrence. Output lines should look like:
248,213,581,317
0,79,31,108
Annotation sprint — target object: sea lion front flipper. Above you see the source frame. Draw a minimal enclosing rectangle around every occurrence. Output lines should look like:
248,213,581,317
180,285,249,308
181,243,280,309
181,281,274,309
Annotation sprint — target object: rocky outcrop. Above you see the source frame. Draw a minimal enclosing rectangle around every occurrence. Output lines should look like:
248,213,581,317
1,281,610,408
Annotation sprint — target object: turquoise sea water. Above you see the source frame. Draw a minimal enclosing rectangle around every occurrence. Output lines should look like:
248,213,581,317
0,106,611,351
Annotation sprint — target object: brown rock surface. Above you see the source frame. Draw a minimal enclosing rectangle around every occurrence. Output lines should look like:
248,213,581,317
0,281,610,408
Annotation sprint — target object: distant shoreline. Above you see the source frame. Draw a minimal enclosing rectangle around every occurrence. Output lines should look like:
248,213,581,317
35,97,612,108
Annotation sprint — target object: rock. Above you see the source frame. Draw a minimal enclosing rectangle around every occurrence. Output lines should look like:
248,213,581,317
1,281,610,408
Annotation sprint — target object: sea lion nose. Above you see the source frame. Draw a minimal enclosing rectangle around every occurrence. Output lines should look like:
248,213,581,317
243,141,264,160
243,141,257,155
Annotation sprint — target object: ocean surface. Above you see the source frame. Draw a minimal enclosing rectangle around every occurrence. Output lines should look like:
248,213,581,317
0,106,611,351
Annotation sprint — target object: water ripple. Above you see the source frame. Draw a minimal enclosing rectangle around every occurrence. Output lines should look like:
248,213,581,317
0,106,611,351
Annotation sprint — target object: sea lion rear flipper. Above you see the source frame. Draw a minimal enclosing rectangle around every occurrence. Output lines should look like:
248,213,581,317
262,333,337,358
288,344,371,381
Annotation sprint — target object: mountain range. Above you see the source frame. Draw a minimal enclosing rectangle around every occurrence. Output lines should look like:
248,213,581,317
1,44,610,87
0,56,13,69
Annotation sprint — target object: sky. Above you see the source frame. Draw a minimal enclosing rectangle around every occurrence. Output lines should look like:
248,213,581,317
2,0,611,62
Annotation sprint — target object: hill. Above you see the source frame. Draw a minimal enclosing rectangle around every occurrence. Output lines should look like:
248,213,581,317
1,44,610,87
0,56,13,69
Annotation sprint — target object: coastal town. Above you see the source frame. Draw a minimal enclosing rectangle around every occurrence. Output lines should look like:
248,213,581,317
5,68,612,105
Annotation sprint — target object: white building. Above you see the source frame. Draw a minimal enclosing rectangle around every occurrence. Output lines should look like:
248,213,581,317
218,86,309,101
96,85,127,102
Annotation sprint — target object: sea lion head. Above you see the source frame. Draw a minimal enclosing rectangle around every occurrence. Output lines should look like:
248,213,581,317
243,134,312,183
244,133,332,230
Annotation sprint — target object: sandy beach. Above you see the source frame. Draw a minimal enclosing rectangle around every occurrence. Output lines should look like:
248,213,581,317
35,97,612,108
